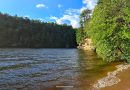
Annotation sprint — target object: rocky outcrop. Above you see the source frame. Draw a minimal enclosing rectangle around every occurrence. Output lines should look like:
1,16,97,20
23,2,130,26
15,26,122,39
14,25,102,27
78,38,95,51
93,64,130,90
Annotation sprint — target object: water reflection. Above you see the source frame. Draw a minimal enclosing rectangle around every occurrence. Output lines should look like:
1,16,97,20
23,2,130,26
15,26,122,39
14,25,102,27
0,48,121,90
76,50,122,90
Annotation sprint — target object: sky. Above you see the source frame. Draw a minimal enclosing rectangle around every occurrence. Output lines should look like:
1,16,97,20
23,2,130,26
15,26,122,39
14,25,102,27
0,0,97,28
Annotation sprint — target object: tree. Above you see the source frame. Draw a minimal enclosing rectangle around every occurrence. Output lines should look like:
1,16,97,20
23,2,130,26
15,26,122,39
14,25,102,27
76,9,91,45
88,0,130,62
80,9,91,29
0,12,77,48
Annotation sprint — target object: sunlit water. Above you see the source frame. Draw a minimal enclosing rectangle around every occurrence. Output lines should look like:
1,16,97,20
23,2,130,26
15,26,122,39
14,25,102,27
0,48,121,90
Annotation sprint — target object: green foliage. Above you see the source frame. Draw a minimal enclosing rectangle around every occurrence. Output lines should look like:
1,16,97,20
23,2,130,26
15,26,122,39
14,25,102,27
87,0,130,62
80,9,91,29
0,13,77,48
76,9,91,44
76,28,84,44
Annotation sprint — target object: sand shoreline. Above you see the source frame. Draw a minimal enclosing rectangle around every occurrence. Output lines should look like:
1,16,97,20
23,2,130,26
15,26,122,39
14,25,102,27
93,63,130,90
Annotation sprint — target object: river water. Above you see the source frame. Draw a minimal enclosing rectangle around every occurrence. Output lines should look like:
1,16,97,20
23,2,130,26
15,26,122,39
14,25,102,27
0,48,121,90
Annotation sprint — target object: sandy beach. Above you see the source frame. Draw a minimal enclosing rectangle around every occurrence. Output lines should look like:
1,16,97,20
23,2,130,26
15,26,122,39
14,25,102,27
93,64,130,90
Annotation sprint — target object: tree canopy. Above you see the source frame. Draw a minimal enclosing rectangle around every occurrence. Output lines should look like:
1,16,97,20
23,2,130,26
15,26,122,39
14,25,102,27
87,0,130,62
0,12,77,48
76,9,92,44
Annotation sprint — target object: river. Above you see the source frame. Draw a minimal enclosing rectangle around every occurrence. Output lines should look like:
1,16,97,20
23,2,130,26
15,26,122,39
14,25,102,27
0,48,123,90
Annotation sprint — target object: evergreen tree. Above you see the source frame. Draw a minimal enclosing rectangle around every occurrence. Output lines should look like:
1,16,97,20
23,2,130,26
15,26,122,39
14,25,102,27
0,12,77,48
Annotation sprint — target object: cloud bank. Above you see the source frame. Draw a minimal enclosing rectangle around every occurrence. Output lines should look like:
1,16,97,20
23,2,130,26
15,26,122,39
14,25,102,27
51,0,97,28
83,0,97,10
51,14,80,28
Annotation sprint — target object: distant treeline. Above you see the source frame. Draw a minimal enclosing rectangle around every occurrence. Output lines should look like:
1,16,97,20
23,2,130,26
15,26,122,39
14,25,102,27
0,13,77,48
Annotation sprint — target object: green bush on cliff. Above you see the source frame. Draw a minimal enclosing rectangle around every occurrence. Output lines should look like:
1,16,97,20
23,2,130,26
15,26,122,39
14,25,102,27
76,9,91,45
87,0,130,62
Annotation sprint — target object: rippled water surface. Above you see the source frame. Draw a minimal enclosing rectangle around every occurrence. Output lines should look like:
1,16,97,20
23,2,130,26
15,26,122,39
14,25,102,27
0,48,121,90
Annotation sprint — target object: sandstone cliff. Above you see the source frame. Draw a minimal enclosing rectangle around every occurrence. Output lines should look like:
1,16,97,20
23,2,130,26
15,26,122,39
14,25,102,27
78,38,95,51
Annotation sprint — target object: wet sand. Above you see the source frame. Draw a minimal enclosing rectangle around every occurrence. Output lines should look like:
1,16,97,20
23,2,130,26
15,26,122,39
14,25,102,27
101,66,130,90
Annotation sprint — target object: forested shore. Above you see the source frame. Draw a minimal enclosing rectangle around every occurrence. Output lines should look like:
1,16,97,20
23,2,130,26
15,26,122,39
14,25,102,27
77,0,130,63
0,13,77,48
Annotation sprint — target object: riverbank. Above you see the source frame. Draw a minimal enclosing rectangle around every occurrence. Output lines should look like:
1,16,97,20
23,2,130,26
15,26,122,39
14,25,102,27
78,38,95,51
93,63,130,90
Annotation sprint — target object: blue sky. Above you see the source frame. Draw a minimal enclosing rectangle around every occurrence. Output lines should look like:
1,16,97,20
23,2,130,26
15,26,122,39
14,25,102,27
0,0,97,28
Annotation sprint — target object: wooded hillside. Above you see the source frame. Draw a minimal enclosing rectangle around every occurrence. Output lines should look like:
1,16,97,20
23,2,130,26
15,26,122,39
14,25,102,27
0,13,77,48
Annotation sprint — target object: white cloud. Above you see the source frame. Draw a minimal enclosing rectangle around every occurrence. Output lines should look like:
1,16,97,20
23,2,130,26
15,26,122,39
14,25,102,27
50,0,97,28
51,16,58,20
58,4,62,8
82,0,97,10
65,8,80,15
50,8,81,28
80,6,87,13
36,4,48,8
51,14,80,28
